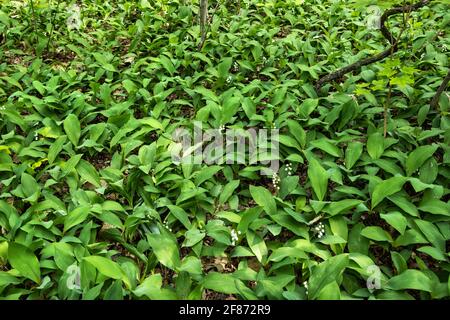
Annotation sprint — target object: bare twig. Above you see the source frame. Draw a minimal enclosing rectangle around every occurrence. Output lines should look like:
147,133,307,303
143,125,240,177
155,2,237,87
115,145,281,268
46,0,62,52
307,214,323,226
198,0,209,50
430,69,450,110
197,0,221,51
315,0,432,91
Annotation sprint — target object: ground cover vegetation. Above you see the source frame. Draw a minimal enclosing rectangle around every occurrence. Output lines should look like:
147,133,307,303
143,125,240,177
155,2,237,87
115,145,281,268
0,0,449,300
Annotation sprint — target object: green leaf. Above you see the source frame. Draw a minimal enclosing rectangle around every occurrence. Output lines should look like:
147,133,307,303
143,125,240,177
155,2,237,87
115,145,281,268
183,229,206,247
8,242,41,284
361,226,393,242
77,160,101,188
326,199,363,216
367,132,384,159
32,80,46,95
134,274,177,300
371,176,406,208
308,254,349,299
298,98,318,118
307,157,329,201
380,212,407,234
414,219,445,252
147,230,180,270
167,205,191,229
194,165,222,186
286,119,306,148
63,114,81,147
345,141,363,169
310,140,342,157
178,256,202,275
219,180,240,204
48,136,67,164
140,118,164,130
317,281,341,300
158,55,175,75
249,185,277,216
21,173,39,199
247,230,268,263
418,198,450,216
202,272,239,294
61,154,83,178
64,206,90,232
84,256,129,287
417,246,447,262
405,144,439,176
217,57,233,78
388,194,419,217
0,10,11,27
387,270,433,292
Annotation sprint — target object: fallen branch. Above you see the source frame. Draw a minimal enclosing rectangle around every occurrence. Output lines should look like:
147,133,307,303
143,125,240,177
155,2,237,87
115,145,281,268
430,69,450,110
380,0,431,44
315,0,431,91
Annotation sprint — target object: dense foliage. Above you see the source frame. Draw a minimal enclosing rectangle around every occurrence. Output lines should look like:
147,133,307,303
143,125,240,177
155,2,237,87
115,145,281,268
0,0,449,300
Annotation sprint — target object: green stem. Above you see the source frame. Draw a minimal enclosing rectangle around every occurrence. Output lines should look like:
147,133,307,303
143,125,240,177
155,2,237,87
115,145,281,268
46,0,62,53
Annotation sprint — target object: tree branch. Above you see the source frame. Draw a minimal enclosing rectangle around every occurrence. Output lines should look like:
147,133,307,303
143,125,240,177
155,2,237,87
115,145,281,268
315,0,431,91
430,69,450,109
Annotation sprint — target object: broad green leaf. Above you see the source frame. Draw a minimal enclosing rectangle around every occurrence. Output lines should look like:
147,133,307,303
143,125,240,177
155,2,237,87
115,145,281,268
414,219,445,252
286,119,306,148
417,246,447,262
8,243,41,284
219,180,240,204
326,199,363,216
21,173,39,199
298,98,318,118
380,212,407,234
308,254,349,299
134,274,177,300
387,270,433,292
388,194,419,217
158,55,175,75
247,230,268,263
77,160,101,188
182,229,206,247
405,144,439,176
371,176,406,208
418,198,450,216
217,57,232,78
202,272,239,294
63,114,81,147
147,230,180,270
345,141,363,169
361,226,393,242
367,132,384,159
64,206,90,232
84,256,129,288
32,80,46,95
317,281,341,300
167,205,191,229
178,256,202,275
307,157,328,201
249,185,277,216
310,140,342,157
194,166,222,186
48,136,67,164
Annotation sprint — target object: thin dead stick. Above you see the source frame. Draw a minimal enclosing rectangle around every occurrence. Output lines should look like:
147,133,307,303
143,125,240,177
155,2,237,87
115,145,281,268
315,0,432,91
430,69,450,110
197,0,221,51
307,214,323,226
198,0,209,50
